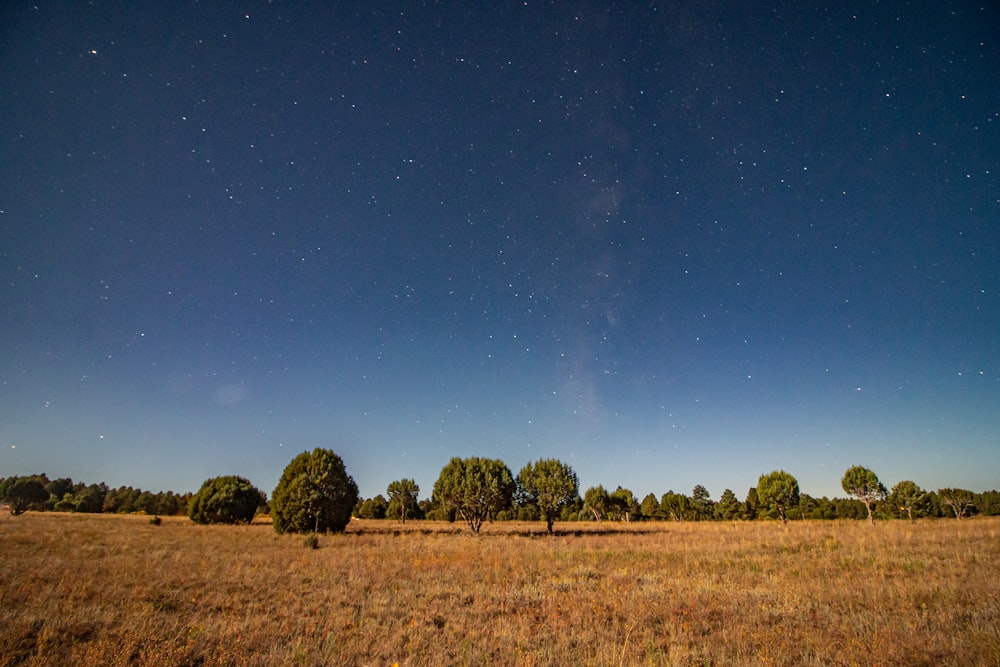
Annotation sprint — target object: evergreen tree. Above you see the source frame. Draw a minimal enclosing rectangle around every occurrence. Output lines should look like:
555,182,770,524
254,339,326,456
386,479,420,523
189,475,264,524
841,465,887,525
516,459,579,533
756,471,799,524
271,449,359,534
715,489,742,520
432,457,515,533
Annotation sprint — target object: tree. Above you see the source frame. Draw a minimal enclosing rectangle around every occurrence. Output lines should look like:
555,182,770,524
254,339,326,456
1,477,49,515
356,495,388,519
387,479,420,523
640,493,660,521
690,484,714,520
188,475,264,525
660,491,690,521
583,485,611,521
432,457,515,533
715,489,742,520
271,449,359,534
744,487,759,520
756,471,799,524
46,477,75,507
841,465,887,526
516,459,579,534
977,490,1000,516
74,483,107,513
609,487,640,522
155,491,183,516
888,480,928,522
134,490,156,514
937,488,976,519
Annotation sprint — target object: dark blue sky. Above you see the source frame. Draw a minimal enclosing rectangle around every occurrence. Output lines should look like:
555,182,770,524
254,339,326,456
2,2,997,500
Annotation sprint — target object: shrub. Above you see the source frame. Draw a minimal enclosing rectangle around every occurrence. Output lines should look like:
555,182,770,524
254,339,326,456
188,476,264,525
1,477,49,515
424,508,453,522
271,449,359,534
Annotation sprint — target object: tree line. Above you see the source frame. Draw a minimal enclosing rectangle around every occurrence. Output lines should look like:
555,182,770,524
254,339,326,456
3,454,997,534
0,475,192,517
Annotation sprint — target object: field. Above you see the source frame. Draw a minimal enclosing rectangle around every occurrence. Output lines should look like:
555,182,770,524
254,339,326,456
2,513,998,666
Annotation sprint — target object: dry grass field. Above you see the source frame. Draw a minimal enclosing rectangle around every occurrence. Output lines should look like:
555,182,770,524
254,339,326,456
1,513,998,666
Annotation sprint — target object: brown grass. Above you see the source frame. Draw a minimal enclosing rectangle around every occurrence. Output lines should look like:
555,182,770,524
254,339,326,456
1,513,998,666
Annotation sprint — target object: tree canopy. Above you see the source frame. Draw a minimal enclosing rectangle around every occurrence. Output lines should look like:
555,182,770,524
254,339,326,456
756,471,799,524
432,457,515,533
583,485,611,521
188,475,264,525
888,481,928,521
387,479,420,523
841,465,887,526
937,488,976,519
1,477,48,515
271,449,359,534
516,458,579,534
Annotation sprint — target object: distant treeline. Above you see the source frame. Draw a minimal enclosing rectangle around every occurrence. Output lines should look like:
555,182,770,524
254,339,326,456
0,475,192,517
355,483,1000,523
2,472,997,523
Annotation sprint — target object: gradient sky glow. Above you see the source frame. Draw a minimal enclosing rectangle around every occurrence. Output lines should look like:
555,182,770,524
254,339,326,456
2,2,998,502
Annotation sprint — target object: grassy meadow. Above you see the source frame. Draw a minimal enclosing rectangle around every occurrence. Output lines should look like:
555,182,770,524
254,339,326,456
1,512,998,666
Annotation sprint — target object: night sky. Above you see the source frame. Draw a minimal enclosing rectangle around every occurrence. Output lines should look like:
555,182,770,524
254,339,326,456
2,2,998,502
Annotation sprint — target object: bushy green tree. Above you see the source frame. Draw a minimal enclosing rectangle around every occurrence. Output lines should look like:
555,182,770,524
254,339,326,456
976,490,1000,516
715,489,742,520
356,495,388,519
756,470,799,524
74,483,107,513
690,484,714,520
271,449,359,534
887,480,928,522
832,497,867,520
432,457,515,533
53,494,77,512
156,491,184,517
583,485,610,521
1,477,49,515
387,479,420,523
744,487,759,520
188,475,264,525
937,488,976,519
640,493,660,521
516,459,579,534
660,491,690,521
609,487,639,522
46,478,75,508
841,465,887,525
560,496,583,521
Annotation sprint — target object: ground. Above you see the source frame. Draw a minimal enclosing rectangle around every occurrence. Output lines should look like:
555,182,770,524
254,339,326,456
2,513,998,666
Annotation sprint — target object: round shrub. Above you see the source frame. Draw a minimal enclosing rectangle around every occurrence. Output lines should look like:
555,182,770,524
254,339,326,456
188,475,264,525
271,448,359,534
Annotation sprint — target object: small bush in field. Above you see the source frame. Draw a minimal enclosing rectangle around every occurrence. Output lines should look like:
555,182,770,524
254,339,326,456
303,533,319,549
149,516,161,525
